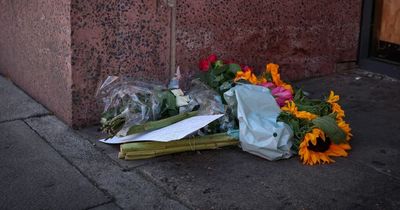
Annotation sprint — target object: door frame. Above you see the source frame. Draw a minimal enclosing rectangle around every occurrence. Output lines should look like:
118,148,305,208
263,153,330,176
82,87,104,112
358,0,400,79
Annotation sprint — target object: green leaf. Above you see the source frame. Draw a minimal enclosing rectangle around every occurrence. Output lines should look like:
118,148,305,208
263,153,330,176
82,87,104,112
224,70,236,79
157,90,178,118
312,116,347,144
228,64,241,74
264,72,272,82
213,60,224,68
293,89,305,102
215,75,225,82
213,65,228,75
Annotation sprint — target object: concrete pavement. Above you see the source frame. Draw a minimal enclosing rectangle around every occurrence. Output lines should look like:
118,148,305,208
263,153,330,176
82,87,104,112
1,70,400,209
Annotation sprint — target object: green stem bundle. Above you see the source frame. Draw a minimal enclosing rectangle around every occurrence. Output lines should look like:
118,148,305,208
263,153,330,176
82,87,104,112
126,111,199,135
119,133,239,160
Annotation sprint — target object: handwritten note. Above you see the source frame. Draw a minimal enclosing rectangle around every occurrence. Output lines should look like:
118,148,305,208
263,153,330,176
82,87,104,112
99,114,224,144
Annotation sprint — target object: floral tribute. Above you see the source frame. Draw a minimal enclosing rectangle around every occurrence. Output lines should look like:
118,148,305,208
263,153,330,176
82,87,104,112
198,54,352,165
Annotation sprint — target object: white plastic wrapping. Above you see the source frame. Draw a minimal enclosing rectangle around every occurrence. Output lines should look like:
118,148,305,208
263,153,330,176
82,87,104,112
224,84,293,161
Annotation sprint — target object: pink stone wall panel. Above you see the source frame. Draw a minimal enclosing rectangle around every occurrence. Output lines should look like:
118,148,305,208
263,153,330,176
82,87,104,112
175,0,362,81
0,0,362,127
71,0,120,127
71,0,171,127
0,0,72,123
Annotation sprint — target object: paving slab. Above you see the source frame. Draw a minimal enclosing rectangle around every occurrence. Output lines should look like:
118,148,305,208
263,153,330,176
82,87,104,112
78,126,172,169
89,202,121,210
0,120,109,210
25,116,189,210
130,70,400,209
0,76,49,122
137,147,400,209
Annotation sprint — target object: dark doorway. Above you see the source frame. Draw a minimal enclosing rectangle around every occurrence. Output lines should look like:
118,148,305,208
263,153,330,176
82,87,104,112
359,0,400,78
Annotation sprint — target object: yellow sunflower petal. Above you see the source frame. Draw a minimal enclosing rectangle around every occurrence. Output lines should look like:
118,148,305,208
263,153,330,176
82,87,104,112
310,135,317,146
337,119,352,141
319,153,334,164
327,91,340,103
338,143,351,150
331,103,345,119
296,111,318,120
310,153,318,164
326,144,349,157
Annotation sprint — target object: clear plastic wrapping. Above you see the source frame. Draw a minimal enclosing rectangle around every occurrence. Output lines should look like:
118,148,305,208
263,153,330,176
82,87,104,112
186,79,224,115
96,76,167,136
97,77,234,137
184,79,237,135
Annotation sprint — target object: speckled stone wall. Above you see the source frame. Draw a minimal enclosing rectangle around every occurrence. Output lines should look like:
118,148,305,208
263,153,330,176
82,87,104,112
176,0,362,81
0,0,72,123
70,0,171,127
0,0,362,127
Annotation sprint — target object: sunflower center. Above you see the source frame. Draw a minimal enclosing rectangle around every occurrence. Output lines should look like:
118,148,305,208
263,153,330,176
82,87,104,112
307,137,331,152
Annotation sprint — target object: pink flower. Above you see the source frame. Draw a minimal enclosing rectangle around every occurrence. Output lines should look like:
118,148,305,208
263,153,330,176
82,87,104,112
242,66,252,72
260,82,276,89
199,59,210,72
207,54,218,64
271,86,293,107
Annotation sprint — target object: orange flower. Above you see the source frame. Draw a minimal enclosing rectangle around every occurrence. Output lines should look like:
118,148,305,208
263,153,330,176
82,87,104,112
266,63,283,86
265,63,293,94
266,63,279,73
235,71,250,81
235,70,258,85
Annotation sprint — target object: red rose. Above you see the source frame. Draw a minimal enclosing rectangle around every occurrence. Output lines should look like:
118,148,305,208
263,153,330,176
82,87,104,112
207,54,218,64
199,59,210,72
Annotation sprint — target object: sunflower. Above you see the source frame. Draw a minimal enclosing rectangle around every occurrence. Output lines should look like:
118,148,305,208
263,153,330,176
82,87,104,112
337,119,352,141
327,91,339,103
326,91,345,119
281,101,318,120
331,102,345,119
299,128,351,165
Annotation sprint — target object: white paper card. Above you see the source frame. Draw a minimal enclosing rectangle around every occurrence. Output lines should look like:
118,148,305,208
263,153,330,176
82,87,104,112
99,114,224,144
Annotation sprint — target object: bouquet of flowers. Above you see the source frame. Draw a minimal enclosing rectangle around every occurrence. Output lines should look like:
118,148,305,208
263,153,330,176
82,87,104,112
197,54,352,165
98,53,352,166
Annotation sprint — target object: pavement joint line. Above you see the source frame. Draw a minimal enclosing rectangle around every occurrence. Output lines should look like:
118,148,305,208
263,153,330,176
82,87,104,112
21,119,121,209
349,159,400,182
85,201,121,210
134,166,195,210
74,131,193,208
75,129,175,172
0,113,53,124
73,130,152,171
119,157,173,172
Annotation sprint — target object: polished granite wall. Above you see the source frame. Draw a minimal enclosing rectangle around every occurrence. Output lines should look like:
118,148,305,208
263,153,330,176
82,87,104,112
0,0,362,127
